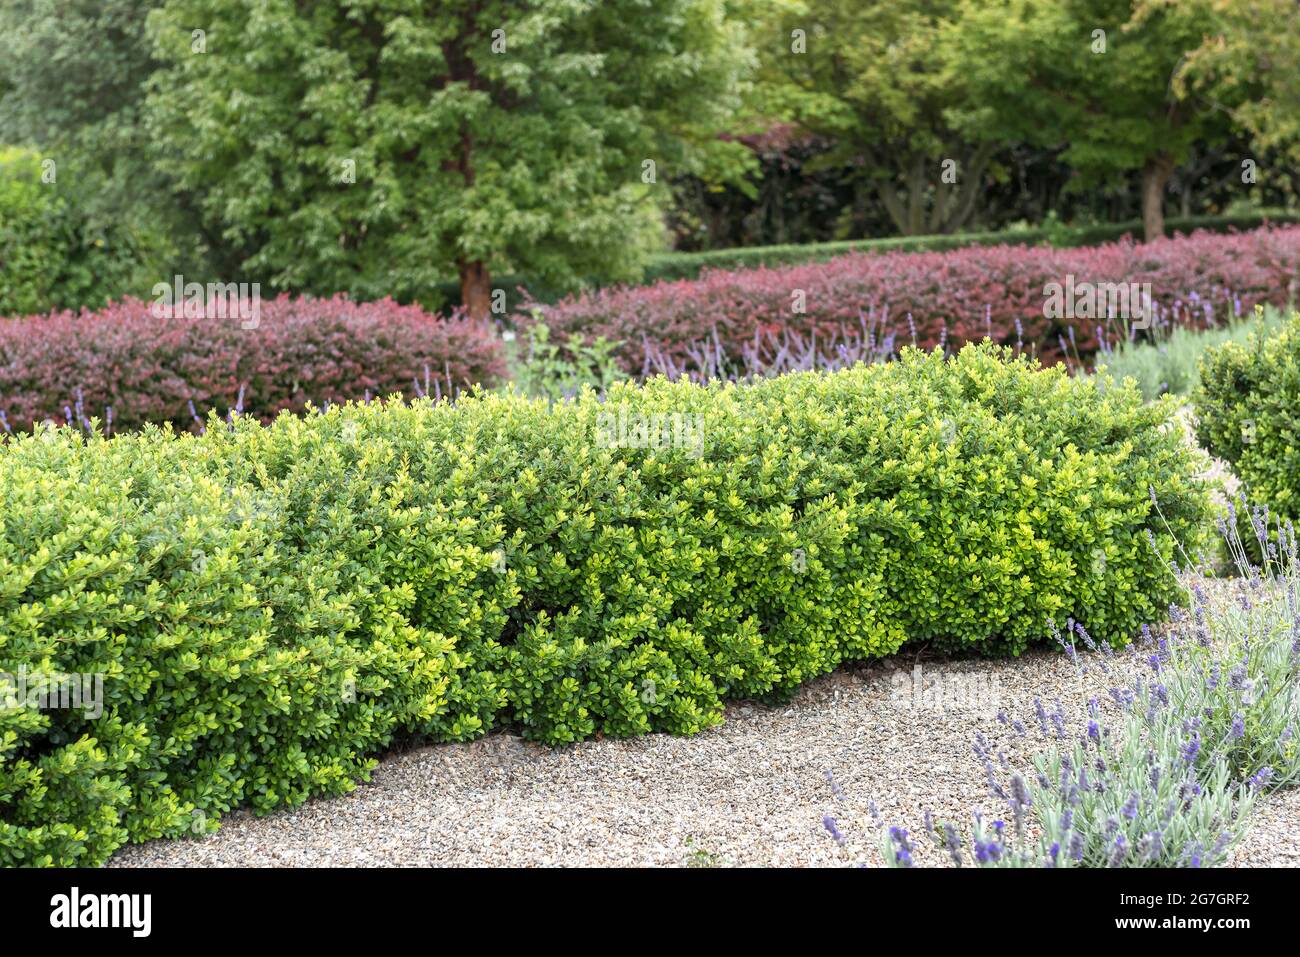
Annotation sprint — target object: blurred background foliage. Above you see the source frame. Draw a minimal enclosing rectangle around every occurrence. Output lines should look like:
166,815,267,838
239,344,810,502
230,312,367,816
0,0,1296,316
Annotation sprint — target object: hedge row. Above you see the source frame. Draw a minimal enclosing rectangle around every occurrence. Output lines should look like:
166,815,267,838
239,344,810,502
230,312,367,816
640,210,1300,284
1196,310,1300,520
0,344,1211,865
430,210,1300,311
0,295,507,433
526,225,1300,374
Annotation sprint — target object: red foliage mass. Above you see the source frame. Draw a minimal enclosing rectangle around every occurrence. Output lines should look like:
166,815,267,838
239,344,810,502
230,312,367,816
0,294,507,432
527,226,1300,372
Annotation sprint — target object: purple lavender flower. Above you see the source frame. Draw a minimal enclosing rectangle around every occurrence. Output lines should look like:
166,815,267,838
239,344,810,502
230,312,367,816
889,827,914,867
822,815,846,847
943,824,962,867
1033,697,1049,736
1248,767,1274,791
1121,792,1139,820
1109,835,1128,867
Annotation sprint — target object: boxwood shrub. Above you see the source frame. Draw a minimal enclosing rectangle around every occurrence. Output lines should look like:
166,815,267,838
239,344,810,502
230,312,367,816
0,344,1211,865
1196,311,1300,519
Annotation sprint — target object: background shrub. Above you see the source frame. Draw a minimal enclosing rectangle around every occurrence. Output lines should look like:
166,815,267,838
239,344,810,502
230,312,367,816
0,147,164,316
640,210,1300,285
525,225,1300,376
1096,305,1287,401
0,295,508,433
1195,311,1300,518
0,345,1211,864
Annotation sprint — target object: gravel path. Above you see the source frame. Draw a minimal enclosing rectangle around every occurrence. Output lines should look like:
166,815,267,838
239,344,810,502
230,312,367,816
113,635,1296,868
1228,788,1300,868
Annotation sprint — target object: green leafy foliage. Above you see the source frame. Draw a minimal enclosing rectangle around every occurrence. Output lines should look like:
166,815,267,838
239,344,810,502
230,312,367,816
504,321,627,402
751,0,993,236
952,0,1238,240
141,0,751,306
1196,310,1300,517
0,147,159,316
1097,306,1286,401
0,344,1211,864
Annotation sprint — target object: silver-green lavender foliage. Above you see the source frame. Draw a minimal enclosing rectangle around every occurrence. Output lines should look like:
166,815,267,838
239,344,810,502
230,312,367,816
876,658,1257,868
1180,501,1300,788
869,508,1300,869
1095,305,1284,401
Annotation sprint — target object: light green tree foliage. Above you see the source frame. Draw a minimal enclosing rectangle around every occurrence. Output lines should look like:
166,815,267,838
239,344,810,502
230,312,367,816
1178,0,1300,195
951,0,1237,241
752,0,996,236
144,0,752,315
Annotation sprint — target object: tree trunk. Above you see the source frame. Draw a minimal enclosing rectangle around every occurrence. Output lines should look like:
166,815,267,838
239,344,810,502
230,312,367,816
939,142,998,234
1141,154,1175,243
459,259,492,320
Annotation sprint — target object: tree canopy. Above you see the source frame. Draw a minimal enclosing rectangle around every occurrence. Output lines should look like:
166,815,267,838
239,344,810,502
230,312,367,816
143,0,751,316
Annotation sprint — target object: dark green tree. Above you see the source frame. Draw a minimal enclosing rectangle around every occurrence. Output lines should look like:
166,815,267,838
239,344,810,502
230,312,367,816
951,0,1238,241
144,0,751,315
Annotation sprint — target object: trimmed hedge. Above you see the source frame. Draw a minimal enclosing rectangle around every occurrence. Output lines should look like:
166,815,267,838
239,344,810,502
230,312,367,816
0,295,507,433
640,210,1300,284
1196,310,1300,519
0,344,1211,865
526,225,1300,374
431,210,1300,310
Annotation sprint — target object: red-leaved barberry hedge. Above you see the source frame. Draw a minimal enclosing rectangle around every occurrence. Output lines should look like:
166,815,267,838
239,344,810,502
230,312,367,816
0,295,507,432
525,226,1300,372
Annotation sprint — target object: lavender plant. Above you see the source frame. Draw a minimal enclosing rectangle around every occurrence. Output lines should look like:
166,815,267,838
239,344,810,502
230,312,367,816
1025,674,1256,868
839,573,1300,869
866,675,1256,868
640,315,899,383
831,492,1300,869
1160,499,1300,789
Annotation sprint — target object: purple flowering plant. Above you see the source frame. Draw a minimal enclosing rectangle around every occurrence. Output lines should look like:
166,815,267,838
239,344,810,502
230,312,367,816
826,494,1300,867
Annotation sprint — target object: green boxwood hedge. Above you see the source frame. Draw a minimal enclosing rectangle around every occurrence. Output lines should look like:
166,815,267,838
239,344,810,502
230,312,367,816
432,209,1300,311
640,210,1300,284
1196,311,1300,519
0,344,1211,865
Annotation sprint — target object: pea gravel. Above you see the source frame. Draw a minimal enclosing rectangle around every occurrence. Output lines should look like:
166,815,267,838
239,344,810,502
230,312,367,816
107,627,1299,868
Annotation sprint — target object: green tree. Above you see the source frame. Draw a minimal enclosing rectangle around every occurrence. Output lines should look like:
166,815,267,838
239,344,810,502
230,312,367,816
0,0,227,286
1178,0,1300,193
750,0,1000,237
144,0,751,316
951,0,1237,242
